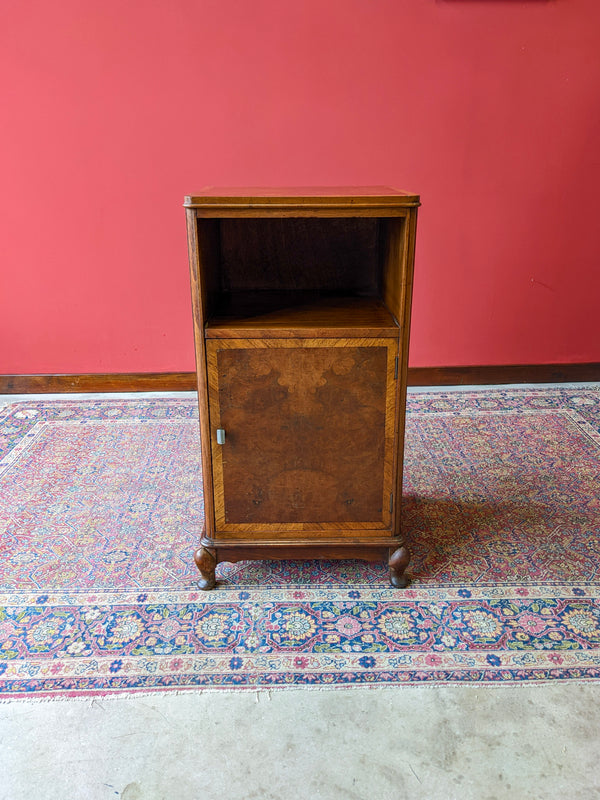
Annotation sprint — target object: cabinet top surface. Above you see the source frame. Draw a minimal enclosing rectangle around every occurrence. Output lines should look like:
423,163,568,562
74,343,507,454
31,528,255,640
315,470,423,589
184,186,419,207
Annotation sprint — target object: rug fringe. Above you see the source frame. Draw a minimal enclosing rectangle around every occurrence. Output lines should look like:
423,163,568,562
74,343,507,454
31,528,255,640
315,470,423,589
1,677,598,704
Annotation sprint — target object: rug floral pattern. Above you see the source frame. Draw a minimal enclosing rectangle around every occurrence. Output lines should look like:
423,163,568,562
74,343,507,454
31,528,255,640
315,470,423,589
0,388,599,696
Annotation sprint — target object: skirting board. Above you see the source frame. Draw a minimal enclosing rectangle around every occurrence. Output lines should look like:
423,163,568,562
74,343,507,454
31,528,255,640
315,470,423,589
1,364,599,393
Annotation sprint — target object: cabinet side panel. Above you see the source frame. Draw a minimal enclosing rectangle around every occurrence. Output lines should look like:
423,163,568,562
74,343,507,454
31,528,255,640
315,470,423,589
392,207,419,534
196,219,221,320
186,209,217,536
381,217,408,326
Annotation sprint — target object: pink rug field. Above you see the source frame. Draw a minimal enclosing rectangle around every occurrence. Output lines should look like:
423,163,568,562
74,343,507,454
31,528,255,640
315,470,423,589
1,387,599,697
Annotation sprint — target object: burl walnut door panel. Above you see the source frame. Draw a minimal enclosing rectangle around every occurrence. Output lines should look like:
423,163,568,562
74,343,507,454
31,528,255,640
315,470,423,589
206,338,398,536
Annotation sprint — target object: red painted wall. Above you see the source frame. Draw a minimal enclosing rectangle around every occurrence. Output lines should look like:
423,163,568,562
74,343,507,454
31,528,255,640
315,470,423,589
2,0,599,373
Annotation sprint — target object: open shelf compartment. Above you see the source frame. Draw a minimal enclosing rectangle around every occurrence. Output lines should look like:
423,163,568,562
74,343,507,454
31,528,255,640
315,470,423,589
196,215,409,337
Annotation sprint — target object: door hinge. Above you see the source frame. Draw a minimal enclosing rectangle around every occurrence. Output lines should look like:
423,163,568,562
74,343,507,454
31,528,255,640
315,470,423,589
394,356,399,380
389,493,394,513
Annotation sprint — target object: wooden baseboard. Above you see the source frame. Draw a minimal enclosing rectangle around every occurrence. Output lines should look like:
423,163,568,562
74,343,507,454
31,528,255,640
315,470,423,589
408,363,600,386
0,373,197,394
1,364,599,394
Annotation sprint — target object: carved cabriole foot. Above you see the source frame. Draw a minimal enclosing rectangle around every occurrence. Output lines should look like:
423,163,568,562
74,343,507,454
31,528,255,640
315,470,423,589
194,546,217,590
389,545,411,588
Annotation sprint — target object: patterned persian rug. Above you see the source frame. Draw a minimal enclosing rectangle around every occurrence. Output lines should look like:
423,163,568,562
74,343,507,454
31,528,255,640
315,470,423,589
0,387,599,698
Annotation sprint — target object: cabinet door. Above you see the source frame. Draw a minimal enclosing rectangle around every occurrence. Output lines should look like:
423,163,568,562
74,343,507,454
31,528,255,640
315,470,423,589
206,338,398,536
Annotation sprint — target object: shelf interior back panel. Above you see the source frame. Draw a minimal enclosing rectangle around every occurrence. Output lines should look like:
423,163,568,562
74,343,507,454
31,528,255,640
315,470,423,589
218,218,381,293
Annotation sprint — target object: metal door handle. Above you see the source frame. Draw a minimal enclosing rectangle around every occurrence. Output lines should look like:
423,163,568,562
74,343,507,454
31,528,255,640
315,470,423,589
216,428,226,445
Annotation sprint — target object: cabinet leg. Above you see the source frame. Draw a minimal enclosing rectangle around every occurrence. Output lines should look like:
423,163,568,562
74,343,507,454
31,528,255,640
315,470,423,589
194,546,217,590
389,545,410,588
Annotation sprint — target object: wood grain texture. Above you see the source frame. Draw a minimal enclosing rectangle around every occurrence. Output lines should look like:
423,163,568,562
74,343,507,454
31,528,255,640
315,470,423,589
184,186,420,209
186,207,217,537
392,207,419,535
205,296,399,339
200,535,403,548
0,373,197,393
3,363,598,395
381,217,408,326
389,545,411,588
195,219,221,323
206,338,398,534
203,544,397,566
217,218,381,294
194,546,217,591
191,208,412,219
407,363,600,385
186,186,418,198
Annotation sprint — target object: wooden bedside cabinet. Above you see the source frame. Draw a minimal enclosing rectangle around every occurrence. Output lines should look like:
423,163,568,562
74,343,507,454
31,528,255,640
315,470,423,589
185,187,419,589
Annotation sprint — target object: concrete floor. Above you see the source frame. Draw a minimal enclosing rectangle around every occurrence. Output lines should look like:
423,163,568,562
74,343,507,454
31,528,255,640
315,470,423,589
2,387,600,800
1,684,600,800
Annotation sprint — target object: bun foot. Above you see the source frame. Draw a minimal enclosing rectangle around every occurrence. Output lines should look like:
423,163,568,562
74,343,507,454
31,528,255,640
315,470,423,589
194,546,217,590
389,545,410,588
